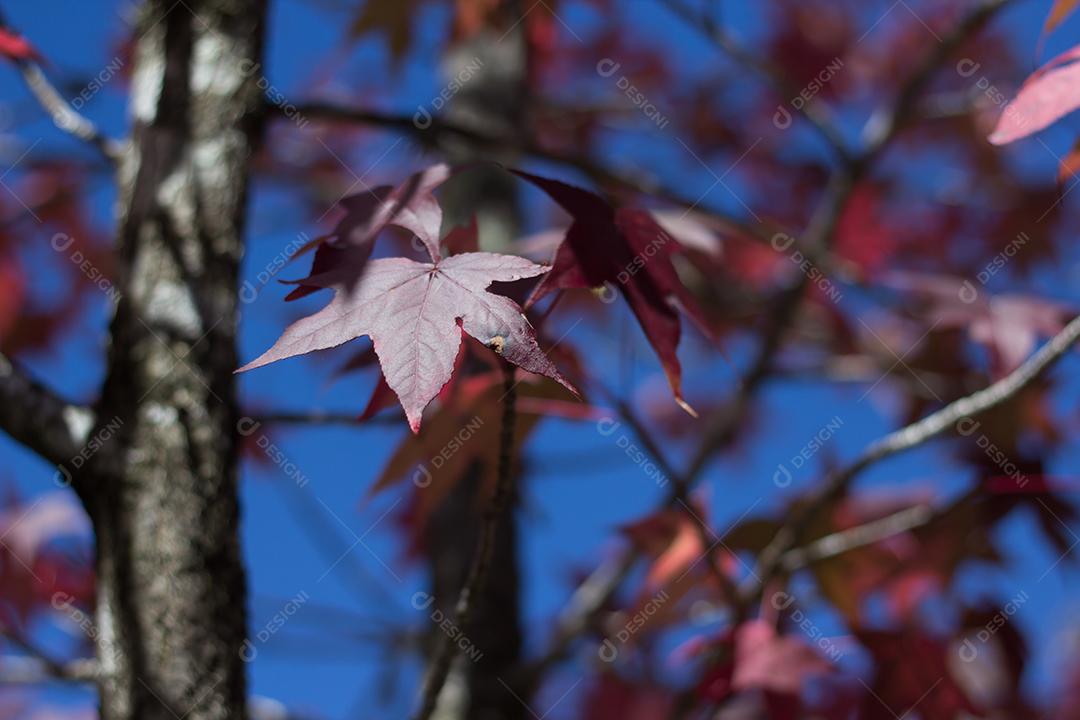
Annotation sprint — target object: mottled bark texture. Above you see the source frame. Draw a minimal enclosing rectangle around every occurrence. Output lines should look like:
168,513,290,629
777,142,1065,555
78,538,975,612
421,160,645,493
78,2,265,719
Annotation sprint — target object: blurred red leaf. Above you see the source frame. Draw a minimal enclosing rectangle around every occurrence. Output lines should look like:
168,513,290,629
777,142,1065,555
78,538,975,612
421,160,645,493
0,27,39,62
989,44,1080,144
513,170,714,415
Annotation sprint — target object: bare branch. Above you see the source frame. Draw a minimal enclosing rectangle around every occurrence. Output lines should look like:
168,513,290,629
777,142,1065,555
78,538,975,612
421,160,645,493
656,0,852,161
0,351,93,468
683,0,1015,486
253,410,403,426
742,312,1080,604
861,0,1015,155
0,629,100,684
0,655,100,684
277,103,838,267
0,13,121,162
523,0,1021,681
15,63,123,161
780,503,934,572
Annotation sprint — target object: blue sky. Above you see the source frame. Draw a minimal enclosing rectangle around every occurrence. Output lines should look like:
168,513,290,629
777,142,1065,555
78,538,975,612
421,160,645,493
3,1,1080,717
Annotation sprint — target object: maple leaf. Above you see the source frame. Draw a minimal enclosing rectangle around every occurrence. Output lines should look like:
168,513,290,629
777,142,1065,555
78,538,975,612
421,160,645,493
989,44,1080,145
239,250,575,432
686,620,834,717
287,164,451,301
512,170,714,415
884,271,1074,376
857,630,981,720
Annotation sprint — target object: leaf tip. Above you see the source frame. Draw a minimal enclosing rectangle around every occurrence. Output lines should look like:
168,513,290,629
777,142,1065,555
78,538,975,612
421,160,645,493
675,396,699,418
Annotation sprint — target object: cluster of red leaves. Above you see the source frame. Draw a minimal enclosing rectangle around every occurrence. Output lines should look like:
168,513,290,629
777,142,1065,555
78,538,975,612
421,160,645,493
3,0,1079,718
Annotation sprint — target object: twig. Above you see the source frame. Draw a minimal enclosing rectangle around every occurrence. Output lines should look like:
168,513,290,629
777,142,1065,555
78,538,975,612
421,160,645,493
0,351,94,468
523,551,636,689
278,103,844,269
254,410,404,426
597,389,741,605
780,503,934,572
0,12,122,162
0,629,100,684
860,0,1014,157
15,64,122,161
741,312,1080,604
656,0,852,162
0,655,100,684
523,0,1018,683
682,0,1016,488
413,365,519,720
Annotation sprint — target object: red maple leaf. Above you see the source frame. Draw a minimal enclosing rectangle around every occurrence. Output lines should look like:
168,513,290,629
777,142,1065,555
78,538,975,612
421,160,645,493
287,164,451,301
512,170,713,415
239,248,575,432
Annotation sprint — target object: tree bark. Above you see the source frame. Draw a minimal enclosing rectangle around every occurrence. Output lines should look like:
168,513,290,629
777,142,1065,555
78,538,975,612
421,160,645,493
76,2,266,718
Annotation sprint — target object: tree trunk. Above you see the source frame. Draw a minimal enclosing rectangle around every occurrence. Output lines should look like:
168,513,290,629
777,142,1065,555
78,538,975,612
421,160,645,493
78,2,265,718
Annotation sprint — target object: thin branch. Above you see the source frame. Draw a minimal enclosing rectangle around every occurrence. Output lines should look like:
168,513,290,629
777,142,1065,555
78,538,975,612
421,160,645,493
780,503,934,572
741,312,1080,604
521,550,637,692
278,103,834,266
860,0,1015,156
0,655,100,684
0,13,122,162
0,351,93,468
413,365,519,720
16,64,123,161
656,0,852,162
683,0,1015,487
596,389,740,604
0,629,100,684
523,0,1018,681
254,410,404,426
